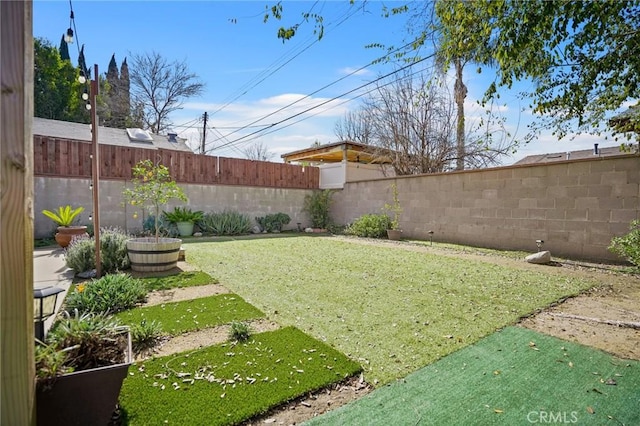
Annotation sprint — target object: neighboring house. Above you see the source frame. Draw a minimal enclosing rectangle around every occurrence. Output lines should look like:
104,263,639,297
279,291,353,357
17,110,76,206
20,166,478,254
282,140,395,189
33,117,193,152
513,144,637,165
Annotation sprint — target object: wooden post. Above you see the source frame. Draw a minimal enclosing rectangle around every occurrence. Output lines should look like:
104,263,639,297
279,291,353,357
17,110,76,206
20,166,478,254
1,1,36,425
91,64,101,278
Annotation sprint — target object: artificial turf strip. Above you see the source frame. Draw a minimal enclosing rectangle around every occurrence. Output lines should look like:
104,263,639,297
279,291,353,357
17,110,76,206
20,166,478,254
119,326,362,425
188,237,603,385
139,271,218,292
307,327,640,426
114,294,264,335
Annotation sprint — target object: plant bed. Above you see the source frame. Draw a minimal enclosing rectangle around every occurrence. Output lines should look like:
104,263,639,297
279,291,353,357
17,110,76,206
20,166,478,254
118,327,362,425
36,313,132,426
114,294,264,335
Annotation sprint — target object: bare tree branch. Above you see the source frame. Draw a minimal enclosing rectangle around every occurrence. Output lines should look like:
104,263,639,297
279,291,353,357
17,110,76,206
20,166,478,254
129,51,205,134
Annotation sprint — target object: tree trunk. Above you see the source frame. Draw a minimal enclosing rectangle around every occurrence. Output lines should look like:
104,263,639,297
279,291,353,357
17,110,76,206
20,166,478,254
454,57,467,171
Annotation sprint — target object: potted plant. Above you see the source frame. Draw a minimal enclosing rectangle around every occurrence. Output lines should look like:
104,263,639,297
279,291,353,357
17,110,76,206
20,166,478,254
162,206,204,237
36,311,132,426
384,183,403,240
122,159,187,272
42,205,89,248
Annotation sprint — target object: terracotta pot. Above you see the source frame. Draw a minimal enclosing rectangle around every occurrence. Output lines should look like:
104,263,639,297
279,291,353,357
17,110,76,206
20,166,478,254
54,226,89,248
126,237,182,272
387,229,403,241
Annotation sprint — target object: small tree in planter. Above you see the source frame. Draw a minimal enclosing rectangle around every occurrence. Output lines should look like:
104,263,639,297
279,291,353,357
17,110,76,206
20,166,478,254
122,160,187,272
123,160,187,242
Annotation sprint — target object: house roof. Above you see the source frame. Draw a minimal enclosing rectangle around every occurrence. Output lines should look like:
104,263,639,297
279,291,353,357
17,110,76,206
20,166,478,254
281,140,393,164
513,144,635,165
33,117,193,152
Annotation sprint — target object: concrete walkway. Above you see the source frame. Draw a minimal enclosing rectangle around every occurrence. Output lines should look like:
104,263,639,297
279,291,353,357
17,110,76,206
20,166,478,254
33,247,74,335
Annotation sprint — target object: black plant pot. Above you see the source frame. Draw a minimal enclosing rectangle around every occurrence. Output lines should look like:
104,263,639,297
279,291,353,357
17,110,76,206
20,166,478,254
36,332,132,426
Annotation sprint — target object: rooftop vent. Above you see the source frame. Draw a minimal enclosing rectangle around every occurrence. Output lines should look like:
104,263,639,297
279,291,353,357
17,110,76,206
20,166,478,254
126,128,153,143
167,132,178,143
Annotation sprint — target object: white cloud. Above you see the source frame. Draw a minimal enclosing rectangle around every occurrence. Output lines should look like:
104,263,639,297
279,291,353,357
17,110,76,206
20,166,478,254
338,66,371,76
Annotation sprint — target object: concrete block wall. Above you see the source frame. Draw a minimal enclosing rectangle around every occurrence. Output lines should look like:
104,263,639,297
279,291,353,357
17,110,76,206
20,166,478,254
331,155,640,262
35,177,313,238
34,155,640,262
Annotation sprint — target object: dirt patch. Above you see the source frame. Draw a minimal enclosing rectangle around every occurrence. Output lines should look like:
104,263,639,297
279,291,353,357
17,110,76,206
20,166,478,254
242,374,372,426
144,283,230,306
136,318,280,361
519,278,640,360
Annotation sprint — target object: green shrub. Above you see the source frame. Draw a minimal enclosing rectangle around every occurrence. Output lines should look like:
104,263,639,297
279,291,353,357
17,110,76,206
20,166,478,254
131,319,164,355
65,227,131,274
162,206,204,224
64,273,147,315
46,310,127,372
345,213,391,238
609,220,640,267
101,228,131,272
199,210,252,235
255,212,291,232
65,235,94,273
143,215,179,237
228,321,251,342
303,189,334,228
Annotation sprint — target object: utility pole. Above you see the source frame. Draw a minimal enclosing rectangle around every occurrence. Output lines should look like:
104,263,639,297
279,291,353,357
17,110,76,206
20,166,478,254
201,111,208,154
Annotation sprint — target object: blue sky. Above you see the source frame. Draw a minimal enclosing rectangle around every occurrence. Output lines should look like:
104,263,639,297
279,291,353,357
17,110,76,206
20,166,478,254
33,0,620,164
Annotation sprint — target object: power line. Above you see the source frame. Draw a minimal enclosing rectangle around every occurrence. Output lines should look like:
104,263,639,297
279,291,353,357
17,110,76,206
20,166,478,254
209,1,364,120
209,29,439,146
213,54,435,151
230,61,433,145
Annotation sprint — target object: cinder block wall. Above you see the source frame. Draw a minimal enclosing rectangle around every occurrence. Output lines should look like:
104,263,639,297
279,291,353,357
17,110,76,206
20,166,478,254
331,155,640,262
35,178,313,238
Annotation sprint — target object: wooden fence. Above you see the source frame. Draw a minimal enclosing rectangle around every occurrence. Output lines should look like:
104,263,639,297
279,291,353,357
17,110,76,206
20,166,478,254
33,135,319,189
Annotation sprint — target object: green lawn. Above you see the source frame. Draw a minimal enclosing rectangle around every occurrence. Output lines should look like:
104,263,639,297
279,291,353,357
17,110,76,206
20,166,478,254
188,236,602,385
139,270,218,291
119,327,362,425
114,294,264,335
307,326,640,425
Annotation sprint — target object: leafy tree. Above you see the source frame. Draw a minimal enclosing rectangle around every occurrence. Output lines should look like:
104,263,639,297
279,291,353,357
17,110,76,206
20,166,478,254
129,51,205,134
34,37,86,122
58,35,70,61
103,54,132,128
436,0,640,141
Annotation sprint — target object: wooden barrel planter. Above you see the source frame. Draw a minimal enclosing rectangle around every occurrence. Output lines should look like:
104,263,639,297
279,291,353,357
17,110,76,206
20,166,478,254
126,237,182,272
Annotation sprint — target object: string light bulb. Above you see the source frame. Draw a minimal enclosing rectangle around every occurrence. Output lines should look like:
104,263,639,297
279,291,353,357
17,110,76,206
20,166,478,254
89,214,92,221
82,87,89,100
85,103,91,110
78,70,86,84
64,27,74,44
